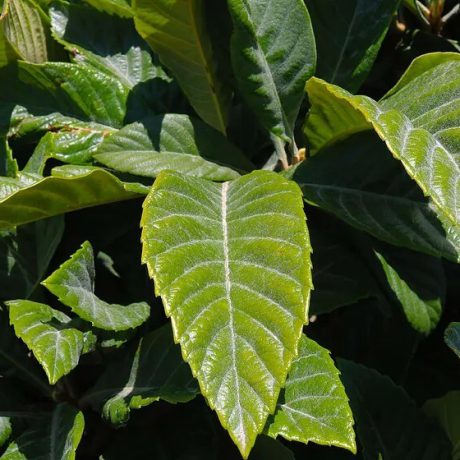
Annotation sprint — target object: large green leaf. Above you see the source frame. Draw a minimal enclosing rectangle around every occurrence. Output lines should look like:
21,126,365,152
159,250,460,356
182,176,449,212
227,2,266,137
0,216,63,300
81,324,198,424
304,0,401,92
7,300,95,384
132,0,230,133
93,114,253,180
1,0,49,63
228,0,315,143
0,166,145,229
289,131,460,261
445,322,460,358
267,335,355,452
82,0,132,17
141,170,312,458
0,24,16,68
303,54,460,257
0,404,84,460
42,241,150,331
425,391,460,460
338,359,451,459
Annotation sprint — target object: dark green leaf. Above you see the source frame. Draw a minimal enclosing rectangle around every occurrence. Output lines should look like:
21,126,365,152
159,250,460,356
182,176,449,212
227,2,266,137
228,0,315,142
141,170,312,458
42,241,150,331
0,216,63,300
424,391,460,460
305,0,401,92
1,404,84,460
338,359,451,459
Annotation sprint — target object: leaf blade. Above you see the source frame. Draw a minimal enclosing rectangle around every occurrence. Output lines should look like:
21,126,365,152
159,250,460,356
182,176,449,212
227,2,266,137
141,170,312,457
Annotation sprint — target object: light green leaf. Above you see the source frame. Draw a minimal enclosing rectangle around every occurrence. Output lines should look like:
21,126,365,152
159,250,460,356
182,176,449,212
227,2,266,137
0,404,84,460
228,0,315,142
83,0,132,18
267,335,355,453
81,324,198,425
303,54,460,258
0,24,16,68
93,114,253,180
25,127,113,173
1,0,49,63
42,241,150,331
0,216,64,300
445,322,460,358
0,137,17,176
305,0,401,92
0,418,12,448
132,0,230,133
20,62,129,127
338,359,451,459
7,300,96,384
425,391,460,460
0,166,144,229
50,2,169,89
289,131,460,261
141,170,312,458
375,246,444,334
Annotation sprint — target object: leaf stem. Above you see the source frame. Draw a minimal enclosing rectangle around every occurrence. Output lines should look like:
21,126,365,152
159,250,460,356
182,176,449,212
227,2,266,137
270,134,289,170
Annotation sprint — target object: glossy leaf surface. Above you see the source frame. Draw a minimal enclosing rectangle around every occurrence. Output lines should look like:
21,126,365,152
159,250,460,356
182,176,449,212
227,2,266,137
94,114,252,180
7,300,95,384
141,170,312,457
267,335,356,453
0,167,144,229
42,241,150,331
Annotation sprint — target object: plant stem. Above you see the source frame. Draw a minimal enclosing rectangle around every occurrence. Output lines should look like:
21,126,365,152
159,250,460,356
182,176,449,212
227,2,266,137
270,134,289,170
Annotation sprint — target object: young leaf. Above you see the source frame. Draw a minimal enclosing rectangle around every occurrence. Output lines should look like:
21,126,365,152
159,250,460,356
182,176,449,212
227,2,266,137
132,0,230,133
338,359,452,459
228,0,316,143
93,114,253,181
267,335,356,453
2,0,49,63
304,0,400,92
0,216,63,300
0,418,11,448
445,323,460,358
42,241,150,331
82,324,198,425
1,404,84,460
83,0,132,18
141,170,312,458
289,131,460,262
7,300,95,385
424,391,460,460
0,166,145,229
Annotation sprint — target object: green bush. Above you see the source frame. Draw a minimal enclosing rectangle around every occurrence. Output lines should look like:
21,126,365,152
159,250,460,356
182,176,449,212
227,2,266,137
0,0,459,458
